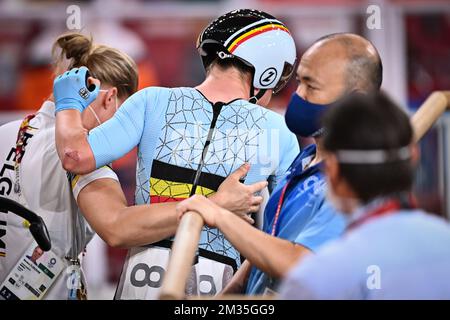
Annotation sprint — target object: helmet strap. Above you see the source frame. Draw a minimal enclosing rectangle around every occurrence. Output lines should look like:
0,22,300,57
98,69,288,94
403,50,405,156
249,88,267,104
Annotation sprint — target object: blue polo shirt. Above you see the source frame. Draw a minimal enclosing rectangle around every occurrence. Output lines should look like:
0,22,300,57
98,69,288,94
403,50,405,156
245,144,347,294
279,209,450,299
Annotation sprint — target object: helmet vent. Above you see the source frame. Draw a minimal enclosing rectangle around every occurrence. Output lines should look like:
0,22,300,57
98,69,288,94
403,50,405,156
218,51,234,60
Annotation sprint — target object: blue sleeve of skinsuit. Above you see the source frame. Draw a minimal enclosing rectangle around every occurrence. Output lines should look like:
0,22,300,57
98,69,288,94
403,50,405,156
271,115,300,189
87,88,150,168
294,199,347,252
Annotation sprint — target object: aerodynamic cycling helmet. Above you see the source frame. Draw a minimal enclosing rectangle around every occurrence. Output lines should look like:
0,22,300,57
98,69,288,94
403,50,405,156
197,9,297,100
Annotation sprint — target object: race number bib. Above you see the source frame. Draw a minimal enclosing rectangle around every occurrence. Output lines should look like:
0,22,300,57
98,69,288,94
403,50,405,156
192,257,234,296
0,242,64,300
116,245,235,300
118,246,171,300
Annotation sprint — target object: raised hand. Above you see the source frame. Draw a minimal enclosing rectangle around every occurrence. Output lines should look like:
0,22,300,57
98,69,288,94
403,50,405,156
53,66,100,113
210,163,268,222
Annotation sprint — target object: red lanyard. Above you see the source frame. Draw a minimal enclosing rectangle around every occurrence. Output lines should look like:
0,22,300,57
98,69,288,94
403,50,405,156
346,196,417,231
270,181,291,236
269,160,317,236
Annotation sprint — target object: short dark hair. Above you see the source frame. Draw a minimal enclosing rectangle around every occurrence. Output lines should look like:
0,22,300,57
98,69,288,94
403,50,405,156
322,92,414,203
315,33,383,93
206,57,254,78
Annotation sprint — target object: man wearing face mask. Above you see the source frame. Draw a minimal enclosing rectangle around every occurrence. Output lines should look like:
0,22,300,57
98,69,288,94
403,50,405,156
176,33,384,295
279,93,450,299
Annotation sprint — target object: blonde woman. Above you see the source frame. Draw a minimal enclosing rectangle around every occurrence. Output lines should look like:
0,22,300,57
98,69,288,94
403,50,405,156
0,33,138,300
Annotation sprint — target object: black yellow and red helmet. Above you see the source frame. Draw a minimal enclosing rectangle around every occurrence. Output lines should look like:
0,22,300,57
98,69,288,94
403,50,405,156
197,9,297,94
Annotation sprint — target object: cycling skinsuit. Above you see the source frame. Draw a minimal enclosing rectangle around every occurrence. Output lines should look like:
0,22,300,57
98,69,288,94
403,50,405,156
85,86,299,299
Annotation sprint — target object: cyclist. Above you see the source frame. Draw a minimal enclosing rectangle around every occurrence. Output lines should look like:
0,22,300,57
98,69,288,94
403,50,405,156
53,9,299,299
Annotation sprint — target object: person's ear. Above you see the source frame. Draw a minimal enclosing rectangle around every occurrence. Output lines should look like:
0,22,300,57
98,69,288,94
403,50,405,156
325,154,341,190
254,89,273,106
103,87,118,110
350,88,363,94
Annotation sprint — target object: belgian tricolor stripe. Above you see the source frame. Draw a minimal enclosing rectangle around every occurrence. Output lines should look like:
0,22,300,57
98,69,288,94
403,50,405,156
150,178,216,203
150,160,225,203
227,22,290,53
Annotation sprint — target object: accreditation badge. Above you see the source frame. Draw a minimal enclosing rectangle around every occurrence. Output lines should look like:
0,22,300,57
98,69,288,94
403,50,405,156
0,241,64,300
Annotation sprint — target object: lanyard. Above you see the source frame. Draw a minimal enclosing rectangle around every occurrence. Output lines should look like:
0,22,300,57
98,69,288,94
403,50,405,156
270,180,291,236
346,195,417,231
13,114,36,197
11,113,88,300
269,158,319,236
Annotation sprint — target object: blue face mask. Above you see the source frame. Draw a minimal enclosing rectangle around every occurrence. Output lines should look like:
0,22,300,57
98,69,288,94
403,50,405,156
285,93,330,137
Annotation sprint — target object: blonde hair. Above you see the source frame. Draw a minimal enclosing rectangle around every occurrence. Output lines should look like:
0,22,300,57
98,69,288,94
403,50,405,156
52,33,138,99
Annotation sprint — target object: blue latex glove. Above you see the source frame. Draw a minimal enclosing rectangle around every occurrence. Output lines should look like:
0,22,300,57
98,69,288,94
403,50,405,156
53,66,100,113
